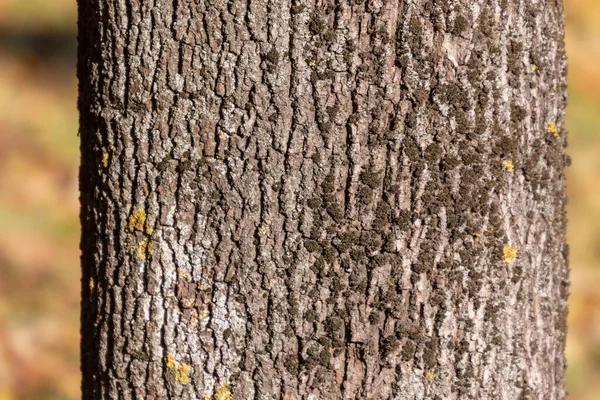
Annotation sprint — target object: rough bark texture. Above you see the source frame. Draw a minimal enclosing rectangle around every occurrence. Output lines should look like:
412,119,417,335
78,0,569,398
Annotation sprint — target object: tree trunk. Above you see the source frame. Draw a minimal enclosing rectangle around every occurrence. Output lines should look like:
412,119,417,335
78,0,569,398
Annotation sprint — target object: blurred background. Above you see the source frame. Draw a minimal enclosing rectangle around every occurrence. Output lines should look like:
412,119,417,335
0,0,598,398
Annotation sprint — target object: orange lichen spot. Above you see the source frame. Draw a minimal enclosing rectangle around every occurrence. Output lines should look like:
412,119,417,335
425,371,436,380
214,384,232,400
89,278,95,291
546,121,559,137
166,355,176,369
102,153,109,168
136,238,153,260
502,245,518,263
503,160,514,172
335,369,343,384
176,363,190,383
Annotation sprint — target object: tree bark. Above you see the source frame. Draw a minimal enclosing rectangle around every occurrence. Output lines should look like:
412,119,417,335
78,0,569,398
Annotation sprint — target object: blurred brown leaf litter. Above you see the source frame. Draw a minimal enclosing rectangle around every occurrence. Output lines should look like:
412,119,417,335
0,0,599,398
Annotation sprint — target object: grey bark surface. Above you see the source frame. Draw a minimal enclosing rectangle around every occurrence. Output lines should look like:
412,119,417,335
78,0,569,399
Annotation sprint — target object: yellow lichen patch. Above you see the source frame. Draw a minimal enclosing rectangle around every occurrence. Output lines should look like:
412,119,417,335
102,153,109,168
214,384,232,400
146,322,153,329
166,355,191,383
200,310,210,319
128,209,154,234
502,245,518,263
503,160,514,172
425,371,436,380
136,238,153,260
176,363,190,383
546,121,559,137
188,310,200,328
89,278,95,291
308,60,317,67
178,270,192,282
166,355,176,370
258,224,268,236
531,64,540,74
473,232,481,238
128,209,146,231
